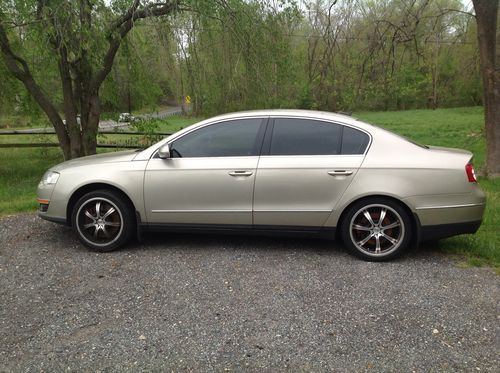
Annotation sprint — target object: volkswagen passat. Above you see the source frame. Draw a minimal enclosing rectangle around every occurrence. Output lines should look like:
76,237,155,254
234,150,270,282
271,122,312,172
37,110,486,260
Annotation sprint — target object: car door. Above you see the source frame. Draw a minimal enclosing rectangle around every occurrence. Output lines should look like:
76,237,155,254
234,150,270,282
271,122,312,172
253,117,370,227
144,117,267,225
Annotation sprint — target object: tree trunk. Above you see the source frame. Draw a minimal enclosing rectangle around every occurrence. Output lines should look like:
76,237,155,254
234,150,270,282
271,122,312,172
82,95,100,156
473,0,500,176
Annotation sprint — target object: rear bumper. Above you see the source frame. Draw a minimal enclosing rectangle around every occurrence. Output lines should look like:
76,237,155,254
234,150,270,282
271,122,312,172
420,220,482,242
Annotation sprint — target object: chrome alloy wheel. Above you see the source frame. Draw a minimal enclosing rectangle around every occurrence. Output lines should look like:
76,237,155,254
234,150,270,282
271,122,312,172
76,197,123,247
349,204,405,256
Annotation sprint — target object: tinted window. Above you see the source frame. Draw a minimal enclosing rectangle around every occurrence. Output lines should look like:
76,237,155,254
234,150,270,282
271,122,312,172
341,126,370,154
171,119,263,157
270,118,342,156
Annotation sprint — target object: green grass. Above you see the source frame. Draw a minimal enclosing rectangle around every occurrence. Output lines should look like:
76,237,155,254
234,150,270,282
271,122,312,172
355,106,486,172
156,116,202,133
0,147,63,213
0,108,498,270
0,113,52,129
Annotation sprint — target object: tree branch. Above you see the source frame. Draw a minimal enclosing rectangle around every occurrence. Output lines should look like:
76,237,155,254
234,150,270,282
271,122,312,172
0,16,70,153
90,0,180,92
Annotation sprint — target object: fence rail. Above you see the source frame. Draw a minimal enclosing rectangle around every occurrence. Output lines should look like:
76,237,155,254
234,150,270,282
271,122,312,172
0,129,172,148
0,109,183,148
0,129,172,136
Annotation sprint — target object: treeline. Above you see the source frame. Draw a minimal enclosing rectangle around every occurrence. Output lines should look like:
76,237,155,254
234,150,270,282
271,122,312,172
0,0,483,118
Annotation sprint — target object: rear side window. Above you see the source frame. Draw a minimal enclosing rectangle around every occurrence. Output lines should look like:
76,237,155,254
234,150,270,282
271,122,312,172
270,118,342,156
341,126,370,154
171,118,264,157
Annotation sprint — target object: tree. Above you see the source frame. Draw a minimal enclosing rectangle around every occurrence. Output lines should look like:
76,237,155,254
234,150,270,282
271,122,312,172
472,0,499,176
0,1,179,160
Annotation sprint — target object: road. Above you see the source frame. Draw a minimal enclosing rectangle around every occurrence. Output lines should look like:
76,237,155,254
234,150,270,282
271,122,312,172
0,214,498,371
99,106,183,130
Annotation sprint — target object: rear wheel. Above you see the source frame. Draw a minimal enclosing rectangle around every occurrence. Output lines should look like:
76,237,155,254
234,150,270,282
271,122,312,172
71,190,135,252
340,198,412,261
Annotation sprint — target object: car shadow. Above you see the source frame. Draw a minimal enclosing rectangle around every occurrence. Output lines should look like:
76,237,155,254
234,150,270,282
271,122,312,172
126,230,437,263
136,231,337,254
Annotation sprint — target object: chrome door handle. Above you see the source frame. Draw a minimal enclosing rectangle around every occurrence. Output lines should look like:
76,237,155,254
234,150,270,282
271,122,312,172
228,170,253,177
328,170,353,176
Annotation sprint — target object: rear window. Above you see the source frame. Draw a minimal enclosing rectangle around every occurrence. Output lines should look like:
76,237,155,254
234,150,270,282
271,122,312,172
270,118,342,156
341,126,370,154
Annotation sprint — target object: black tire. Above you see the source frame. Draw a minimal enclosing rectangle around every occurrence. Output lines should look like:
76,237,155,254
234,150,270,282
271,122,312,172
340,197,412,261
71,189,135,252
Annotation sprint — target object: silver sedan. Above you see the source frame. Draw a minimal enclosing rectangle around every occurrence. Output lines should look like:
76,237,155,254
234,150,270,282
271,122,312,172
37,110,486,260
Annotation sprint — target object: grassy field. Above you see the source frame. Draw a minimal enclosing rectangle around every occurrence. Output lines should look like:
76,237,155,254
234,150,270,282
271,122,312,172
356,107,486,172
0,107,498,270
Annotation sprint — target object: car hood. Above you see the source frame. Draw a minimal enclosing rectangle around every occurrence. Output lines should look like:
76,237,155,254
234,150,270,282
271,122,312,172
51,150,138,172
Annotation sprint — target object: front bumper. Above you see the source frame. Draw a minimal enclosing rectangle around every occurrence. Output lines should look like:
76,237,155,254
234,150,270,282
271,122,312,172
37,182,67,225
38,211,67,225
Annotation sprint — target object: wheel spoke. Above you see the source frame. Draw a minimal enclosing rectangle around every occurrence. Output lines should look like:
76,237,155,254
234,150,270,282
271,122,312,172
381,233,398,245
101,226,110,238
382,221,400,230
95,201,102,217
83,222,94,229
93,226,99,238
104,221,120,227
362,210,375,227
85,210,95,220
378,208,387,225
102,207,115,220
352,224,371,231
358,233,374,246
375,236,381,253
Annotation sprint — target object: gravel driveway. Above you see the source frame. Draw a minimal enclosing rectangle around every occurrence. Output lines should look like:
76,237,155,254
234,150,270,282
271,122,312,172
0,214,498,371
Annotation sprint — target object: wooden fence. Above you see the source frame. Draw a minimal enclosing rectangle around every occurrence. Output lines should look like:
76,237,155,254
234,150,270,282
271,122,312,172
0,129,172,149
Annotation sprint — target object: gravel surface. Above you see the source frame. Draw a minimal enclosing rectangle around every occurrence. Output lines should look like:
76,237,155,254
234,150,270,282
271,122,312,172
0,213,498,371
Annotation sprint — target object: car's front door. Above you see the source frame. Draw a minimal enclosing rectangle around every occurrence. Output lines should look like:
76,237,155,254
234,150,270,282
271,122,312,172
144,117,267,225
253,117,370,227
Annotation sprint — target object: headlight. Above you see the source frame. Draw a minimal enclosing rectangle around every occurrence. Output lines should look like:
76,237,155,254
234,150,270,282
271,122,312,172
39,171,60,186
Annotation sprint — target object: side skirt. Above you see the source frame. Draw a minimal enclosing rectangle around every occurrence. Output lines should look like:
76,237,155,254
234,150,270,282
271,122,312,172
140,223,336,240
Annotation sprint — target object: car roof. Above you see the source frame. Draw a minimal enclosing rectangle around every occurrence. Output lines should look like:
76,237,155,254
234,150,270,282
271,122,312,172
205,109,372,131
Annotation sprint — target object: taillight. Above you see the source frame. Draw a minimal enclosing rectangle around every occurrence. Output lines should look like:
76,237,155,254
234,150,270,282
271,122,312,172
465,163,477,182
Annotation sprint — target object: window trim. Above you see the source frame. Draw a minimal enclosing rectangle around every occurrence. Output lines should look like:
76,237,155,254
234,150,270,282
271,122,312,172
151,115,372,159
261,116,372,157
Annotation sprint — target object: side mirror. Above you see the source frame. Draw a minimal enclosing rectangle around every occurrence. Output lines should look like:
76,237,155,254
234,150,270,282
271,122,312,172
158,144,171,159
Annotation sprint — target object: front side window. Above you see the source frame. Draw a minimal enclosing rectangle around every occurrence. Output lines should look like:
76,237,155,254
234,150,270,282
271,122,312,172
270,118,342,156
170,118,264,158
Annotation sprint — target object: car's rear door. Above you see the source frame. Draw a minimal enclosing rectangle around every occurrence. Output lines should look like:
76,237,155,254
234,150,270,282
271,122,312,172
144,117,267,225
253,117,370,227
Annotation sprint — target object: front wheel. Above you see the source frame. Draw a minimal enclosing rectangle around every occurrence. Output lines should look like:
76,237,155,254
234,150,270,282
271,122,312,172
71,190,135,252
340,198,412,261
